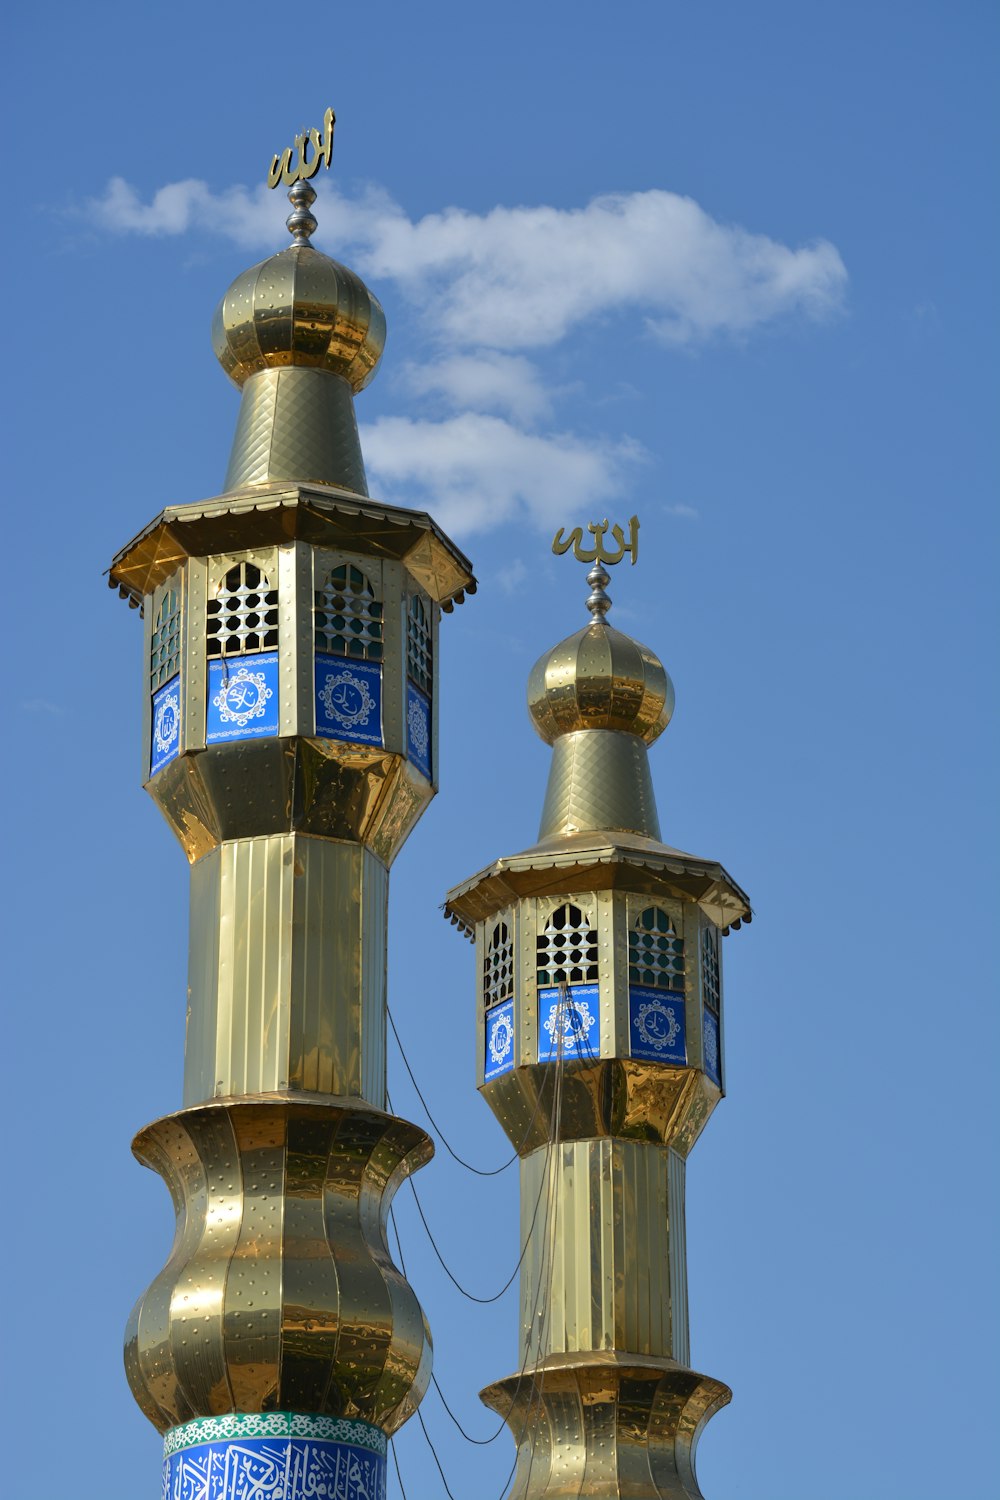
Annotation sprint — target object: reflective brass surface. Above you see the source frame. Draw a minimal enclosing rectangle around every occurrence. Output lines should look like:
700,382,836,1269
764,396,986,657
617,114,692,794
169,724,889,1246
224,367,369,494
445,833,751,936
109,485,476,613
528,620,673,746
519,1141,689,1364
538,729,661,841
481,1355,730,1500
213,245,385,395
185,835,388,1107
150,736,432,865
125,1095,432,1435
482,1060,717,1156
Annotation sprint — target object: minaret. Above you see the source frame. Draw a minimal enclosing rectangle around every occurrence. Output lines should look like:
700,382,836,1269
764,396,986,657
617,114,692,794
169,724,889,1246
109,120,475,1500
444,544,750,1499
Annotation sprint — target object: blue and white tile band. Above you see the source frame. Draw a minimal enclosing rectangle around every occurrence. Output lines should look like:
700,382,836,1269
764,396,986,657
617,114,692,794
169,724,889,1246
163,1412,387,1500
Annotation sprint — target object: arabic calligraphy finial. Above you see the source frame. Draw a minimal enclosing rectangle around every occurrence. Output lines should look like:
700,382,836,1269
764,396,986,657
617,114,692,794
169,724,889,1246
267,107,336,245
551,515,640,622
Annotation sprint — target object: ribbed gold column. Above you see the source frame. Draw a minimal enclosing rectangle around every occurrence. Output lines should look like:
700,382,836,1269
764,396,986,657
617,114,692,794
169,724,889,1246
519,1140,689,1366
184,833,388,1107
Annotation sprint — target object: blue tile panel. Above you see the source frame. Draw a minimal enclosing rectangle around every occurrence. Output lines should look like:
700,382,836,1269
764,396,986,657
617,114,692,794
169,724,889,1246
315,654,383,747
406,681,432,779
484,999,516,1081
629,986,687,1064
702,1009,722,1086
207,652,279,744
537,983,600,1063
163,1414,386,1500
150,673,181,776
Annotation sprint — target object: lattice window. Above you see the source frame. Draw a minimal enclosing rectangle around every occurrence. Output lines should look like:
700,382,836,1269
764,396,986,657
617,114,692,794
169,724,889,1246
484,920,514,1009
536,903,598,987
206,562,279,658
315,563,383,661
150,588,181,688
629,907,685,991
407,594,432,696
701,924,721,1017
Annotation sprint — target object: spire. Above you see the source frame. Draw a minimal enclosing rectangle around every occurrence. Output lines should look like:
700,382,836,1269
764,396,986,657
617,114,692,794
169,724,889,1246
211,111,384,495
527,520,674,842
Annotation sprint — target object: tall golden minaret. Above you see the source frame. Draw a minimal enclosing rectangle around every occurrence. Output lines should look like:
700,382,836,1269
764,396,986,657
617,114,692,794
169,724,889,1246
444,546,750,1499
109,118,475,1500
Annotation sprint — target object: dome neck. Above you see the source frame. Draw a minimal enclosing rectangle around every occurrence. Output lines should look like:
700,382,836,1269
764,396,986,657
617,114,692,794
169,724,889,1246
224,366,368,495
538,728,662,842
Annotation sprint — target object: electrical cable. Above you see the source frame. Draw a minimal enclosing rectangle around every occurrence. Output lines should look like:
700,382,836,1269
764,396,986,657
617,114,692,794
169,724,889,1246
390,1439,409,1500
386,988,574,1496
387,1004,552,1175
387,1087,552,1306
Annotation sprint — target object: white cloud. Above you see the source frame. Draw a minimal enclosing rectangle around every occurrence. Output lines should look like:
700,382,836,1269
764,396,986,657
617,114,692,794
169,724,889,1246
89,175,846,536
400,351,553,424
89,178,847,350
360,413,642,537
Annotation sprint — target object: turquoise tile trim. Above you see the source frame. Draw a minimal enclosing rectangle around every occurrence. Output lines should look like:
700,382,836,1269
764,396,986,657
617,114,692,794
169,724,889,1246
163,1412,386,1460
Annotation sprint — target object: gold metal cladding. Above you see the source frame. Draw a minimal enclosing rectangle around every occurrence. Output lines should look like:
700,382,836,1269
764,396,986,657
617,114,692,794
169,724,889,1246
224,368,368,495
481,1354,730,1500
148,737,433,866
444,834,751,937
108,485,476,613
212,245,385,394
185,835,388,1107
481,1059,719,1157
518,1141,689,1365
528,621,673,746
125,1095,432,1436
538,729,661,841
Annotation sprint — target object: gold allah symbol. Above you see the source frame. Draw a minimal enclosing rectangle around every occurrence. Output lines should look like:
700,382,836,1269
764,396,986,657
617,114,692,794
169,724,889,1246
552,515,640,567
267,107,336,189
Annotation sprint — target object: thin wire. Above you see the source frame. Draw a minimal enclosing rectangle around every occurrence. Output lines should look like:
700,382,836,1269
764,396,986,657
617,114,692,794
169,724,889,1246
388,1089,551,1306
387,1004,551,1175
390,1439,409,1500
385,988,574,1496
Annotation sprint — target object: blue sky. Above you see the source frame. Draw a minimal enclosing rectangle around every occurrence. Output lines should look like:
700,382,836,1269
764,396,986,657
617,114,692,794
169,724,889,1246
4,2,997,1496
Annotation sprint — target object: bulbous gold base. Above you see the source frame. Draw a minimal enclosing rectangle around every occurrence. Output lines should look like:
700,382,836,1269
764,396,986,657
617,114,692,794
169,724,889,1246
481,1352,730,1500
125,1093,432,1437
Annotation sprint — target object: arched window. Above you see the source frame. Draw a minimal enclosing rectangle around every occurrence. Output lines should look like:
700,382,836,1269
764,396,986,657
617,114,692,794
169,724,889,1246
701,924,720,1019
484,921,514,1009
407,594,432,696
536,903,598,987
315,563,383,661
629,907,685,992
150,587,180,688
206,562,278,658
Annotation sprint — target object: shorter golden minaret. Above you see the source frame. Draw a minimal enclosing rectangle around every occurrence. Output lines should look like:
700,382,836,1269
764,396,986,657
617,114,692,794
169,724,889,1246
444,541,750,1499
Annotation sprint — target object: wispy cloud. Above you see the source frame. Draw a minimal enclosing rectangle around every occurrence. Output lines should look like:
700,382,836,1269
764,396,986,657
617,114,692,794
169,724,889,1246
88,175,847,536
399,351,554,425
361,413,643,535
91,177,846,349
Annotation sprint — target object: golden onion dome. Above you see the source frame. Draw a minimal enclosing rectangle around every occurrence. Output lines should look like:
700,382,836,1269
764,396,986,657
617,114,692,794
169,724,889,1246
211,181,385,393
527,565,674,746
